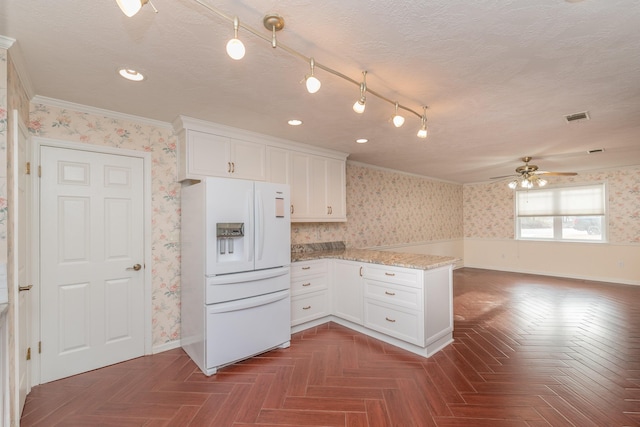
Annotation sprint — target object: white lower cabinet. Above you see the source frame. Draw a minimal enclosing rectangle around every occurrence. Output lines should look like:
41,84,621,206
291,259,453,357
290,260,329,326
332,260,364,325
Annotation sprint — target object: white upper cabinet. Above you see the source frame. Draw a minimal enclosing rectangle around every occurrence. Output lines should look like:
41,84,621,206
291,153,346,222
175,116,347,222
179,130,266,181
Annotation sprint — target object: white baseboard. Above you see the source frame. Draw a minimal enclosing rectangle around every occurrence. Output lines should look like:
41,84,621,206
152,339,182,354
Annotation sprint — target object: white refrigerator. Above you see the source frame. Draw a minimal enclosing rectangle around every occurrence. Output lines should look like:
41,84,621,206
181,177,291,375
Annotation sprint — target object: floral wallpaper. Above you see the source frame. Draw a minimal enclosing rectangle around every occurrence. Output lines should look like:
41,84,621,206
292,163,464,248
462,166,640,244
28,103,181,346
0,50,8,263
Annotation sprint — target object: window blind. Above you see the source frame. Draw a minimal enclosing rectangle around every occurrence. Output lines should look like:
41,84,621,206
517,184,605,217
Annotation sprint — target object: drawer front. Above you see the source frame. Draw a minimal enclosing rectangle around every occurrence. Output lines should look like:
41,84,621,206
364,300,422,345
363,264,421,287
291,259,328,279
291,274,328,296
364,279,422,311
291,290,329,326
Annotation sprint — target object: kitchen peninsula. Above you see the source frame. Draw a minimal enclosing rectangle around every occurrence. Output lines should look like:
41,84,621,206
290,242,459,359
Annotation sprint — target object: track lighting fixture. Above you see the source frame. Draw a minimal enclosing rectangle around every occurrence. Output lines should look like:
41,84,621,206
305,58,321,94
353,71,367,114
116,0,156,17
417,107,428,138
226,17,245,60
392,102,405,127
136,1,431,138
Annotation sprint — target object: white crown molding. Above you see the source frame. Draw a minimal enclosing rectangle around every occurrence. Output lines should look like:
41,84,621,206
0,35,15,49
4,38,36,100
347,160,461,185
32,95,173,130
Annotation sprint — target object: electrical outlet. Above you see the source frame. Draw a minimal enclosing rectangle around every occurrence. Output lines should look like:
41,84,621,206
618,260,624,269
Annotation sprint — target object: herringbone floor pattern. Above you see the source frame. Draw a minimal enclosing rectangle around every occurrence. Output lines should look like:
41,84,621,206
21,268,640,426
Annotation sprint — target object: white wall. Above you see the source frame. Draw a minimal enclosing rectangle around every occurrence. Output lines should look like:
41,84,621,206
464,238,640,286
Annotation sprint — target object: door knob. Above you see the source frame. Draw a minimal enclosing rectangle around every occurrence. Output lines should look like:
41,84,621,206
127,264,142,271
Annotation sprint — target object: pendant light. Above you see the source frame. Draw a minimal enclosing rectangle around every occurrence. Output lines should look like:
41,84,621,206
226,17,245,60
392,102,405,127
353,71,367,114
305,58,321,94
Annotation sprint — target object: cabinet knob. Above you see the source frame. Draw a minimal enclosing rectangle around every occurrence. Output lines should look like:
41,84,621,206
385,317,396,323
385,291,396,296
359,266,363,277
302,282,311,287
302,266,311,270
303,306,312,310
385,272,396,277
227,162,231,173
231,162,235,173
291,205,294,214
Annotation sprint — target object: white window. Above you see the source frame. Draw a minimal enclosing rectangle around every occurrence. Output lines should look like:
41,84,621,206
516,183,606,242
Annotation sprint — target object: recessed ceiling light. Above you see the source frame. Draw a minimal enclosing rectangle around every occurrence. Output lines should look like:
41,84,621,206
356,138,368,144
287,119,303,126
118,68,145,82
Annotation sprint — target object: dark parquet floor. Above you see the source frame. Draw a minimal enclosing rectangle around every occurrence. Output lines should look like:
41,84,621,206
20,268,640,426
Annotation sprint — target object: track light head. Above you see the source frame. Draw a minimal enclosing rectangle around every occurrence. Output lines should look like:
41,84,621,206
353,72,367,114
305,58,321,93
417,106,428,138
392,102,405,127
226,16,245,60
116,0,156,16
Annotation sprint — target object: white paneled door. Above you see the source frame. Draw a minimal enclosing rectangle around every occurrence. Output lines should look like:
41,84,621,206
39,146,145,383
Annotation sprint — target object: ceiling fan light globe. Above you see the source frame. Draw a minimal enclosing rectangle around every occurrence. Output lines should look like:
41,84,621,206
305,76,321,93
508,180,518,189
226,38,245,60
538,178,548,187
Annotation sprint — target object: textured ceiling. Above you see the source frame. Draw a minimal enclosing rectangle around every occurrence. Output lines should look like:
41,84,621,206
2,0,640,183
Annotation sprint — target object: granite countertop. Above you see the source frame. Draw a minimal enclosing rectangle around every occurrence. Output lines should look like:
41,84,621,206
291,242,459,270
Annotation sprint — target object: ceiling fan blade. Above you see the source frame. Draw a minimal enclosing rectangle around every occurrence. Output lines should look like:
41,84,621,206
489,174,518,179
534,171,578,176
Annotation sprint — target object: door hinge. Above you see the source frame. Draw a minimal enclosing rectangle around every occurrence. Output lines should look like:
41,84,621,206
26,162,31,175
38,165,42,178
39,341,42,354
26,347,31,361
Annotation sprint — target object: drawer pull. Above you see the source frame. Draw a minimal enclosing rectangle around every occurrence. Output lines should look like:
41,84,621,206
385,291,396,296
385,317,396,323
302,266,311,270
385,272,396,276
303,305,312,310
302,282,311,287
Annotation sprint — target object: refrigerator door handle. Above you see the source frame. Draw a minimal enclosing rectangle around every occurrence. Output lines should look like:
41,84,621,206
256,191,264,261
246,190,254,263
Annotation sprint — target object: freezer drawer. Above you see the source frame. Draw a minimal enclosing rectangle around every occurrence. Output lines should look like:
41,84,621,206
206,289,291,371
206,266,290,304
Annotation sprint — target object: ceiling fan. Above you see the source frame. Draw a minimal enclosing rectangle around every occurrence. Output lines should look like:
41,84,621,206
491,156,577,189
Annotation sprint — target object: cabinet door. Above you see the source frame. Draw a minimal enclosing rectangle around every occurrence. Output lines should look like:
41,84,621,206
309,156,328,217
325,158,346,220
290,152,311,218
332,260,363,324
187,130,231,178
266,147,290,184
230,138,266,181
